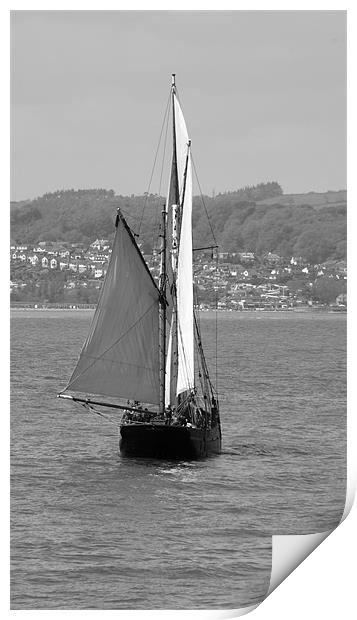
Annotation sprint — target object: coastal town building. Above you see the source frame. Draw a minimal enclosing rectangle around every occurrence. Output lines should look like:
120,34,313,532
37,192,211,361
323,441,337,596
10,240,347,310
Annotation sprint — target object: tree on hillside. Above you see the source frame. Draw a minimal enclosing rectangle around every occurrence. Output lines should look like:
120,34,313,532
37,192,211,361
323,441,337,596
294,229,335,264
10,184,346,263
311,276,346,304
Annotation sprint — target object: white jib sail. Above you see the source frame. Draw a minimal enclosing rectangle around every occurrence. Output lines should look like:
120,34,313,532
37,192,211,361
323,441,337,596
174,94,194,395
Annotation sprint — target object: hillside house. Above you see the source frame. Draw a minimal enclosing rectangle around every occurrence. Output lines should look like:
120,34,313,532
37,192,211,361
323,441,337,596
28,254,39,266
65,281,76,289
202,264,216,272
290,256,306,266
70,242,86,249
50,258,58,269
335,261,347,275
86,251,109,263
238,252,255,264
41,256,49,268
91,239,110,250
264,252,281,266
336,293,347,305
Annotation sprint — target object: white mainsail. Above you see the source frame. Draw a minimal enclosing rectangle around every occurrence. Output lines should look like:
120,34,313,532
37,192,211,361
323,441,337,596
173,94,194,396
63,215,161,405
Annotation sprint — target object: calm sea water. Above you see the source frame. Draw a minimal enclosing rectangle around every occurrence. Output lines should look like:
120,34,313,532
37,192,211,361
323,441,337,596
10,310,346,609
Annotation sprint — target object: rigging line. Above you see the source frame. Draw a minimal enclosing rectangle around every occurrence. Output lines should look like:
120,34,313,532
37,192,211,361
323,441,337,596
63,300,158,392
191,152,218,246
81,402,121,427
158,94,171,198
176,327,189,394
173,85,184,110
215,249,218,396
193,290,213,394
150,103,171,256
193,304,205,397
178,319,192,390
193,306,210,395
176,318,194,392
119,208,142,223
138,90,171,236
195,310,213,391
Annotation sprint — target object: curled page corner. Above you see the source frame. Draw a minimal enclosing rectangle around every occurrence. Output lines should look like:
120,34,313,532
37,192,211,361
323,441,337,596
267,467,354,598
209,604,260,618
268,531,331,596
341,475,355,522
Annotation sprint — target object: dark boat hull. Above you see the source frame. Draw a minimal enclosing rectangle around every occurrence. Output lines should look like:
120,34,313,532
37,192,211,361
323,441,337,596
119,423,221,459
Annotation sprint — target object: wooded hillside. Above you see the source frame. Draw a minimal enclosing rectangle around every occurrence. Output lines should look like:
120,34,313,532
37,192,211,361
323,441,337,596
10,183,346,264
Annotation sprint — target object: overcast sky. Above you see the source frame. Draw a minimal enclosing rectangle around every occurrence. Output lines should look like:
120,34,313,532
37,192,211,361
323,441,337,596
11,10,346,201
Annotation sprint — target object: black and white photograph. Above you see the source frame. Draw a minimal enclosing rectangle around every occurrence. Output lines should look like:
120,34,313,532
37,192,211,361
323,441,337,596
10,9,347,612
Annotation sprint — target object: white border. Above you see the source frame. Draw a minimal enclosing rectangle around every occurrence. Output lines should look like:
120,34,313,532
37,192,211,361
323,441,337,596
4,4,354,619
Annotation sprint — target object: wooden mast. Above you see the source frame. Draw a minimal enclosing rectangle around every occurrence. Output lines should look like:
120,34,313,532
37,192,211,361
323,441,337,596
159,204,167,415
170,74,180,406
159,74,179,415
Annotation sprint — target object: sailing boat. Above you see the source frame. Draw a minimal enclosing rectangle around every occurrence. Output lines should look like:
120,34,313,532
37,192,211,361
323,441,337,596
58,75,221,459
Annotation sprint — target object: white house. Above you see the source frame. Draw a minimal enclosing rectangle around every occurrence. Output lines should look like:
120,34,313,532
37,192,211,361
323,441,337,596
91,238,109,250
28,254,39,266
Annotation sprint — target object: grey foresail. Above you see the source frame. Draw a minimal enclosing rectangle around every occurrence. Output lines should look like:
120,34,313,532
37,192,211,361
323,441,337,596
62,214,161,405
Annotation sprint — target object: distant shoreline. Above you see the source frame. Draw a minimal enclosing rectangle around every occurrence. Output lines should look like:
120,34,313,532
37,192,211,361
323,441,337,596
10,304,346,314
